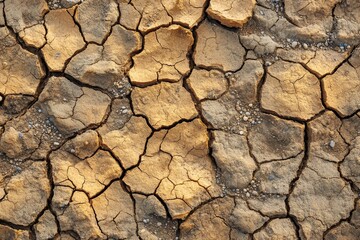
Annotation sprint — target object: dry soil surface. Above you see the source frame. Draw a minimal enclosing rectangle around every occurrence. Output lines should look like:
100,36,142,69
0,0,360,239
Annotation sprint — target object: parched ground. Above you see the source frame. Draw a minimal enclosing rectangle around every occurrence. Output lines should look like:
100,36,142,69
0,0,359,239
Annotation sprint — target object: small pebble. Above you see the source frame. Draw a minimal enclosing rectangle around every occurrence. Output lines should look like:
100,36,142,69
53,142,60,146
239,131,244,135
329,140,336,148
303,43,308,49
225,72,232,77
291,41,298,48
157,222,162,226
246,192,251,198
243,116,249,121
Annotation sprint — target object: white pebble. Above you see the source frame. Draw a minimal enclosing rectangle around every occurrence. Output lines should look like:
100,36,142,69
329,140,336,148
246,192,251,198
291,41,298,48
243,116,249,121
53,142,60,146
303,43,308,49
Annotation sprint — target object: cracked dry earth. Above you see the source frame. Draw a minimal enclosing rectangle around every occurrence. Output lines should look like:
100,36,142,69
0,0,360,240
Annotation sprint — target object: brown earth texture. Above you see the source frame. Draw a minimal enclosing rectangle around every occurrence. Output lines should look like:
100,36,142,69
0,0,360,239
